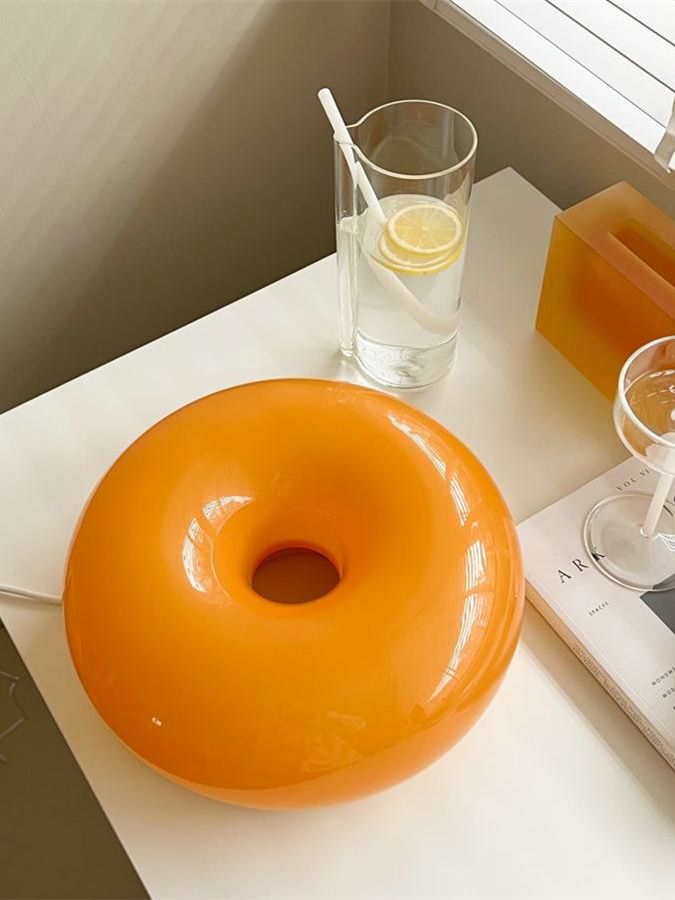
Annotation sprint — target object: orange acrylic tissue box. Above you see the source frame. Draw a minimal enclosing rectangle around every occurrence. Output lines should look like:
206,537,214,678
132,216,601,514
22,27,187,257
537,182,675,399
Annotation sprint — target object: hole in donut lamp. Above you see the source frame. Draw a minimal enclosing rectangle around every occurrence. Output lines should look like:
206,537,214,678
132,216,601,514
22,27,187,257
251,547,340,604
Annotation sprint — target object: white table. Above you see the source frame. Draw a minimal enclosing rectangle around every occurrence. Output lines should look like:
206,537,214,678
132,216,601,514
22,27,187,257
2,168,674,899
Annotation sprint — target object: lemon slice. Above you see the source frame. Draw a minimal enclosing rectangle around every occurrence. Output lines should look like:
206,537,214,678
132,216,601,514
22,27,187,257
375,227,465,275
374,250,456,276
378,231,448,268
387,202,463,256
375,234,452,275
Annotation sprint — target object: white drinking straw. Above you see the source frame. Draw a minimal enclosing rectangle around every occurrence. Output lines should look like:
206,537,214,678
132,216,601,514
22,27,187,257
644,437,675,538
318,88,454,337
643,472,673,538
318,89,387,226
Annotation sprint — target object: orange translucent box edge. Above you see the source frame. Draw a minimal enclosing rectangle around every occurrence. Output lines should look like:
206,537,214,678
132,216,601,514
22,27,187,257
537,182,675,400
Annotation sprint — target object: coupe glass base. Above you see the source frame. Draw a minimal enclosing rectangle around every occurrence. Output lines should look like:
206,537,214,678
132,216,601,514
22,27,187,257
584,492,675,592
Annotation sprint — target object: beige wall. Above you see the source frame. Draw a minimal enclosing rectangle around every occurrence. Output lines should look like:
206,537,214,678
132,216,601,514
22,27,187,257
0,0,389,412
389,2,675,217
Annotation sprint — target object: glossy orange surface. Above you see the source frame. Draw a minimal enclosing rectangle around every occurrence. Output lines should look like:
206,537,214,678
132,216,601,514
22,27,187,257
64,379,523,808
538,182,675,399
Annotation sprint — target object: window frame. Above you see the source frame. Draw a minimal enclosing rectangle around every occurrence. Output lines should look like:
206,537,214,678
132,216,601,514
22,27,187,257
420,0,675,183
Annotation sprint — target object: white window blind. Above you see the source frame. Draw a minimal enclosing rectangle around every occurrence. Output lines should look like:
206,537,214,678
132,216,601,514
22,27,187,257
425,0,675,174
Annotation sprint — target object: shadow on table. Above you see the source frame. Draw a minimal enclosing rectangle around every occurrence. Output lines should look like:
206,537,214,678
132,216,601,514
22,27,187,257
0,616,147,900
522,604,675,823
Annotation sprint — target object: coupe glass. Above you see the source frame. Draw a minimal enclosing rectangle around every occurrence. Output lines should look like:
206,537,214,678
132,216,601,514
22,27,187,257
584,336,675,591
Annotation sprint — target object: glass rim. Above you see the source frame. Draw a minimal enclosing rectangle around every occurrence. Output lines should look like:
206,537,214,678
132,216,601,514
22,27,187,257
617,334,675,447
334,99,478,181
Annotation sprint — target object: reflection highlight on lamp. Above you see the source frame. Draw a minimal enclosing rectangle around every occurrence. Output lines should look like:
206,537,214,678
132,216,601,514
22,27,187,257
181,495,252,594
387,414,447,478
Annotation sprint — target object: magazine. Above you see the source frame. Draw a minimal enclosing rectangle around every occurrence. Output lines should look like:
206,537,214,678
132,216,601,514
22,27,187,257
518,457,675,769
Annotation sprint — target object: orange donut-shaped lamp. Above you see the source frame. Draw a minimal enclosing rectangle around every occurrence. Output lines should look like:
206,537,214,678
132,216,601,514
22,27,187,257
64,379,523,809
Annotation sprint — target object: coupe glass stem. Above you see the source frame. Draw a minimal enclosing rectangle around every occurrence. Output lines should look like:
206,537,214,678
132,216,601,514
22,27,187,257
643,472,674,538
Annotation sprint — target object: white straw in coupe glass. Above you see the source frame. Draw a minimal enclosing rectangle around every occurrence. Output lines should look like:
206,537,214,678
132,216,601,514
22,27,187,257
317,88,453,336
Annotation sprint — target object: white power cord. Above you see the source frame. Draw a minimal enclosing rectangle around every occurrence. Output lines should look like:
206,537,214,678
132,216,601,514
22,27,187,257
0,585,62,605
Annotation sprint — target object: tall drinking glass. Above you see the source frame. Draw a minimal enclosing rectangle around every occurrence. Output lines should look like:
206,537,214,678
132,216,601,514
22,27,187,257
334,100,477,389
585,336,675,591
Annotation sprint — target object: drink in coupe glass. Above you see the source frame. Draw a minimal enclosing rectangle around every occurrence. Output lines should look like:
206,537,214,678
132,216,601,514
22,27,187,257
585,336,675,591
334,100,477,389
